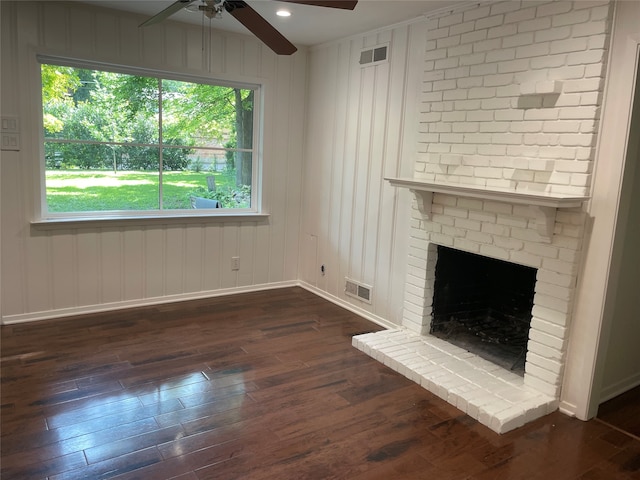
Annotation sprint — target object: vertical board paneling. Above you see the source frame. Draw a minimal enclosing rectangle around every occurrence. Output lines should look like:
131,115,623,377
325,44,348,298
308,47,333,292
100,230,123,303
207,31,227,74
351,64,375,284
184,226,204,293
242,41,260,77
164,25,186,69
221,223,239,289
94,11,118,61
122,229,145,301
41,3,67,52
301,233,318,285
264,56,290,283
376,25,410,321
118,16,141,65
0,152,26,315
1,1,306,321
76,231,100,307
164,227,186,295
363,62,389,291
238,223,256,286
336,39,361,298
282,56,305,282
203,224,222,291
253,223,271,285
303,20,420,325
224,38,244,76
25,232,51,313
69,8,94,57
186,27,204,71
351,67,378,283
144,228,165,299
51,230,76,309
141,26,164,66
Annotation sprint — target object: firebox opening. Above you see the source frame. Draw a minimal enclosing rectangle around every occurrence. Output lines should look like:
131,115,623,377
430,245,536,376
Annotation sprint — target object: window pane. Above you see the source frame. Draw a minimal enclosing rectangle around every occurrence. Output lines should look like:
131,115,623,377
45,143,160,212
42,65,159,145
162,152,251,210
162,80,253,150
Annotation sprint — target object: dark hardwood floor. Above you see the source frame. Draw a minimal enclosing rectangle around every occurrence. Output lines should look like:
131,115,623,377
2,287,639,479
598,385,640,440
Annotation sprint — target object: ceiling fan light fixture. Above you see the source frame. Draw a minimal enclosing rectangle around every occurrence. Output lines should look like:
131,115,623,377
276,9,291,17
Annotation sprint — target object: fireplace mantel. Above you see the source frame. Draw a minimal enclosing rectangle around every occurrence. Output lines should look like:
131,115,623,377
385,177,589,242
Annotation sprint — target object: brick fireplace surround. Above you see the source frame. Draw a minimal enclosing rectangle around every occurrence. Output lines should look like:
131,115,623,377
354,0,612,433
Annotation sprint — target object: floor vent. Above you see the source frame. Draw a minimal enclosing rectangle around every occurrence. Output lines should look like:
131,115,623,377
345,278,372,304
359,44,388,67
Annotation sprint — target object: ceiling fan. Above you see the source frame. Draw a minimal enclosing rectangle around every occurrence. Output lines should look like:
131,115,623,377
140,0,358,55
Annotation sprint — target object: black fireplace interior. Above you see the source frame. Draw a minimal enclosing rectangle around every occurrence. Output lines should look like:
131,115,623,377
431,245,536,375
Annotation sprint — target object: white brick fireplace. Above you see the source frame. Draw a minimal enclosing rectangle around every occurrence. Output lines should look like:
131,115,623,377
354,0,613,433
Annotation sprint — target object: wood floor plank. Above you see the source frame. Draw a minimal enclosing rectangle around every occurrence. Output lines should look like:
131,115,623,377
2,287,639,479
598,385,640,439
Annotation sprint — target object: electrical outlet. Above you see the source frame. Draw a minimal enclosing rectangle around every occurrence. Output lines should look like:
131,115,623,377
231,256,240,271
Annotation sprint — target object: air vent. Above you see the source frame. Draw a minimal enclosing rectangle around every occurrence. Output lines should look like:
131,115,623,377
359,44,389,67
345,278,372,304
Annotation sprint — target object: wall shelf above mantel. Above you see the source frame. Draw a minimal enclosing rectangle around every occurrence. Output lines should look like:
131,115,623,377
385,177,590,243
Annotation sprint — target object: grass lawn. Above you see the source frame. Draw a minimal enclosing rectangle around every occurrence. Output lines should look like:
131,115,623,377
45,170,240,212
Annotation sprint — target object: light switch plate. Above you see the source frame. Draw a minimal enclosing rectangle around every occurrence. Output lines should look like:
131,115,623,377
1,133,20,151
1,116,19,133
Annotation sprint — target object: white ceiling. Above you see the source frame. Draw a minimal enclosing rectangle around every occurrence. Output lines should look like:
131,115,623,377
83,0,465,47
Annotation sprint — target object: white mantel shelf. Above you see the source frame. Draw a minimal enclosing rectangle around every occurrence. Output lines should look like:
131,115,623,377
385,177,590,242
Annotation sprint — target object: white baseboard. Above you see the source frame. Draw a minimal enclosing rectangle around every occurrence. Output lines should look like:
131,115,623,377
599,372,640,403
2,280,400,333
1,281,298,325
298,281,398,331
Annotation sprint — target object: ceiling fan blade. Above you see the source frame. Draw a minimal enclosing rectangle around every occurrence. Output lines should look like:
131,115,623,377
225,1,297,55
140,0,196,27
277,0,357,10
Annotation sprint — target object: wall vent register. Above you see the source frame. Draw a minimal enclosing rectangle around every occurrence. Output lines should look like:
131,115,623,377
345,278,372,304
359,44,388,66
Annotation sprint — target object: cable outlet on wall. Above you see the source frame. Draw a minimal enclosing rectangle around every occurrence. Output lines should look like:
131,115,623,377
231,256,240,271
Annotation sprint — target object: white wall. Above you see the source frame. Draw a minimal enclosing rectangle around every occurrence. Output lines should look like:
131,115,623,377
599,44,640,401
562,0,640,419
299,20,429,326
0,1,306,322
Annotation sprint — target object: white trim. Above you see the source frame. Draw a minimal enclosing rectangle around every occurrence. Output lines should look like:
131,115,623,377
299,281,396,331
36,53,261,90
35,53,263,220
385,177,589,208
599,372,640,404
1,280,399,332
31,212,270,229
560,0,640,420
1,280,298,325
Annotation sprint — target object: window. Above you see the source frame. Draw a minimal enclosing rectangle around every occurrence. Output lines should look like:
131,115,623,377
39,57,259,218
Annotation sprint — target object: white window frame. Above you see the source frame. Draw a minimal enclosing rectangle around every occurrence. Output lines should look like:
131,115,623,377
32,54,266,227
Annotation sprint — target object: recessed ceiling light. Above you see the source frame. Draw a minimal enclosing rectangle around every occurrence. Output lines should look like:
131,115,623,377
276,9,291,17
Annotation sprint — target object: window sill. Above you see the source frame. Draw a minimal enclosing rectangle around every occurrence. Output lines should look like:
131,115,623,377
31,212,270,229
